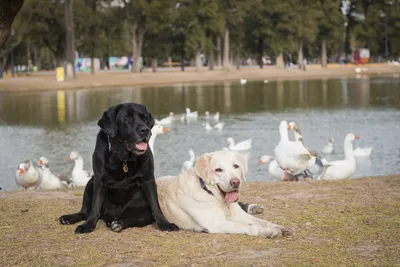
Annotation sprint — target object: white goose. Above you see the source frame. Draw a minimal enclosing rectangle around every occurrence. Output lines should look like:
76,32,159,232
322,138,335,155
205,111,220,122
288,122,330,180
155,112,175,125
213,122,224,130
320,133,359,180
204,122,213,131
183,149,195,170
274,120,311,180
226,137,252,151
38,157,68,189
353,147,372,157
15,160,42,190
185,108,198,120
258,155,284,180
240,78,247,85
68,151,93,187
149,125,168,155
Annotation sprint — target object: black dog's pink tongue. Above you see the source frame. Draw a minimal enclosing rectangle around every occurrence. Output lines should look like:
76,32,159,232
135,142,148,151
224,191,238,203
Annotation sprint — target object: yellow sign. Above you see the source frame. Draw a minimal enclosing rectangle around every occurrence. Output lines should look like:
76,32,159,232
56,67,64,82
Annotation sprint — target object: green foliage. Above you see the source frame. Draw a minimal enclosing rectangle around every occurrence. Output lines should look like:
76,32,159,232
15,0,66,63
9,0,400,70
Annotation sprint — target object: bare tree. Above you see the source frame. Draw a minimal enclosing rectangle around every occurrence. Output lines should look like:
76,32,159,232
64,0,75,78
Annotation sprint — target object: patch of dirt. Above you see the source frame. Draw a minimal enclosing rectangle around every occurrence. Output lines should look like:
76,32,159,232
349,243,383,258
273,192,330,200
0,188,83,200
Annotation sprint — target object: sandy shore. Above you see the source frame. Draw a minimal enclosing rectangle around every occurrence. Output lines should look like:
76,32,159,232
0,64,399,93
0,175,399,266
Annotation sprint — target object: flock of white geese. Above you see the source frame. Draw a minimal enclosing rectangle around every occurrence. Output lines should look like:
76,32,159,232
14,108,372,190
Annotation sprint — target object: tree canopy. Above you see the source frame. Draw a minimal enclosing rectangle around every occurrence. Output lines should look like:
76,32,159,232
2,0,399,73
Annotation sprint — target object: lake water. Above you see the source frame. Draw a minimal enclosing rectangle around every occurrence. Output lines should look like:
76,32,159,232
1,75,400,191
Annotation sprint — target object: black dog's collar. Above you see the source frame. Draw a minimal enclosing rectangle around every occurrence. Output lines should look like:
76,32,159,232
199,178,214,196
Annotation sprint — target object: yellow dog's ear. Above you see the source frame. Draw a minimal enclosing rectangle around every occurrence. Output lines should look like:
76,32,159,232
195,153,212,184
236,153,248,181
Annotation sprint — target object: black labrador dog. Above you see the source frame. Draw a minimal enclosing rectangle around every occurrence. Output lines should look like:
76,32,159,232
60,103,179,234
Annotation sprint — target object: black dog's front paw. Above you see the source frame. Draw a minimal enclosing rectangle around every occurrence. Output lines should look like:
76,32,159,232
60,215,72,225
157,222,179,232
110,221,124,233
75,221,96,234
59,212,87,225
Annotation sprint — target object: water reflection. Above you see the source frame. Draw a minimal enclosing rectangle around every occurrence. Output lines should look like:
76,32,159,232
0,76,399,127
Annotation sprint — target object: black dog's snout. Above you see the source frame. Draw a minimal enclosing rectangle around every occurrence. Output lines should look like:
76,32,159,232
138,126,150,136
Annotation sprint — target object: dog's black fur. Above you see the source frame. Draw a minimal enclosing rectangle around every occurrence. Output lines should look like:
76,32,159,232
59,103,179,234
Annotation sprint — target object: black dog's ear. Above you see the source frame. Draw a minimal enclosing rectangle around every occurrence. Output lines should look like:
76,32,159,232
98,104,121,138
145,107,155,129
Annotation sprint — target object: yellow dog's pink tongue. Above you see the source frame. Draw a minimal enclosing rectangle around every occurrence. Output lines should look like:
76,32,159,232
135,142,148,151
224,191,238,203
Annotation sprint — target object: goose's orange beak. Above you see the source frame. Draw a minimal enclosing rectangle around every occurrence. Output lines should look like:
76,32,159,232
39,159,43,165
288,125,291,129
258,160,263,165
355,135,360,139
19,168,24,175
162,127,168,133
67,156,71,161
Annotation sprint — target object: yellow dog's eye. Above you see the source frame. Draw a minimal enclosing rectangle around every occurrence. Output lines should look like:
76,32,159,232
215,168,223,172
233,164,239,169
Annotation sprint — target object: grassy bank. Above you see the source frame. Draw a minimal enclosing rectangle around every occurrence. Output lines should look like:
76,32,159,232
0,64,399,93
1,175,399,266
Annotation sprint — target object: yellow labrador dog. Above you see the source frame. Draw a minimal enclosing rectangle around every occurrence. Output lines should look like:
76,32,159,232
156,150,293,238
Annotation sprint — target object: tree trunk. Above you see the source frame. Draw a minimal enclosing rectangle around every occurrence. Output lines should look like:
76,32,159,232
258,37,264,69
90,28,95,75
223,27,230,70
209,48,214,71
235,52,240,69
321,39,327,68
131,24,138,73
47,48,52,69
298,40,303,69
195,48,201,71
216,36,222,67
0,0,23,48
135,30,145,72
26,42,31,72
168,56,172,68
55,48,64,68
151,57,157,72
90,0,96,75
0,53,8,78
276,52,284,68
64,0,75,78
180,35,185,72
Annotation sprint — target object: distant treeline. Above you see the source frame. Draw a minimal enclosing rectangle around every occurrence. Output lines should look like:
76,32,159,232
2,0,400,72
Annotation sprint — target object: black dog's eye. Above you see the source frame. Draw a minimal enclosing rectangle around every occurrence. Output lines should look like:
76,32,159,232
124,117,132,123
139,113,146,120
215,168,223,172
233,164,239,169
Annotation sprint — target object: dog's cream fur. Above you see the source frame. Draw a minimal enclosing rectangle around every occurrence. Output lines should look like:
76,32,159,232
156,150,293,238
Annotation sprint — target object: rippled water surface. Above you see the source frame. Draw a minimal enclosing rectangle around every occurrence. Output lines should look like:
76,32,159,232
1,75,400,190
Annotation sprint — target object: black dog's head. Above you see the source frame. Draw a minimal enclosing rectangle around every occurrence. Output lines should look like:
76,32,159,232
98,103,155,156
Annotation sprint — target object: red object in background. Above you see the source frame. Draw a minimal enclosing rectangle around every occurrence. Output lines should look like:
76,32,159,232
353,48,370,64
